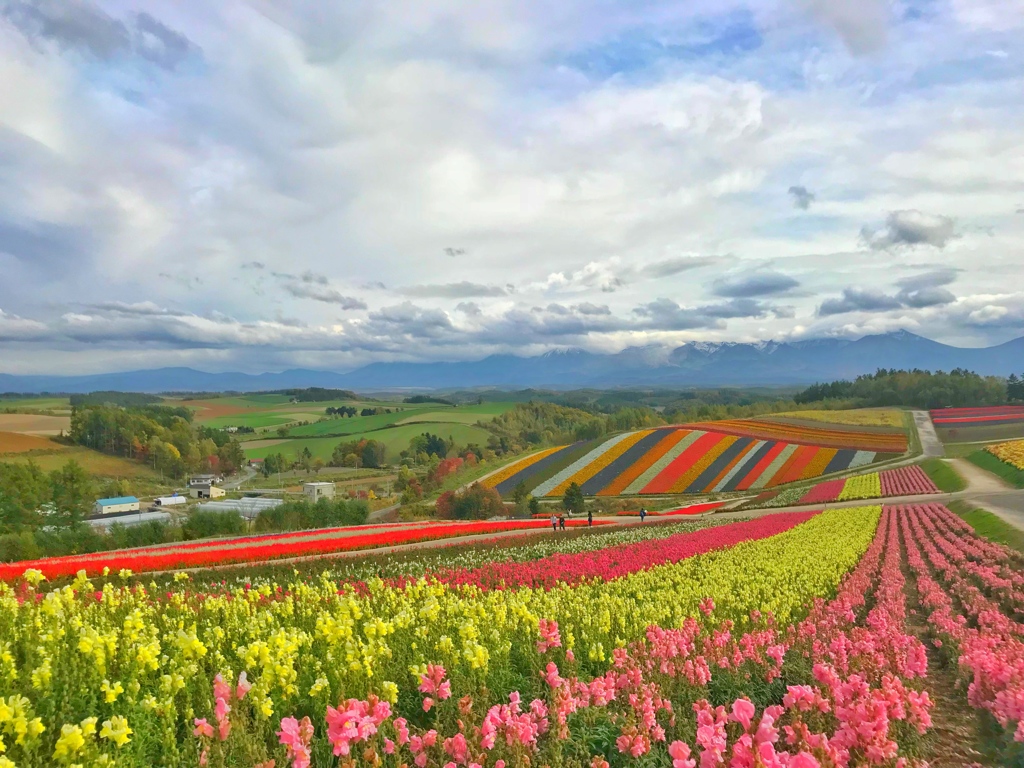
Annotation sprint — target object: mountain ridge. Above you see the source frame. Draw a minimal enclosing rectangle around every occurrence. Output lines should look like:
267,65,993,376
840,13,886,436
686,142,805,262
1,331,1021,393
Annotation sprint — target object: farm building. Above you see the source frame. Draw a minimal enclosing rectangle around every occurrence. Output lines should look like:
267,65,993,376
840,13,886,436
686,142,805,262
303,482,336,501
88,510,171,530
189,484,226,499
93,496,140,515
154,495,188,507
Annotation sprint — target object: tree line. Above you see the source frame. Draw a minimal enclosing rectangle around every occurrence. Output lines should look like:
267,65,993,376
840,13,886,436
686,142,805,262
70,404,246,478
795,368,1010,409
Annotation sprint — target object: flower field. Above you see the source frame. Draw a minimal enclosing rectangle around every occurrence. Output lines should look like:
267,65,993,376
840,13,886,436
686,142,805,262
615,501,725,517
930,405,1024,428
0,519,611,581
485,420,901,498
986,438,1024,470
6,500,1023,766
795,465,940,505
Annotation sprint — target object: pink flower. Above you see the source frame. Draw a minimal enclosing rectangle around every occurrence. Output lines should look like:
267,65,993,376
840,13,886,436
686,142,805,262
193,718,214,739
213,673,231,703
669,740,697,768
423,697,435,712
215,697,231,723
236,671,252,700
537,619,562,653
730,698,755,732
788,753,821,768
218,718,231,742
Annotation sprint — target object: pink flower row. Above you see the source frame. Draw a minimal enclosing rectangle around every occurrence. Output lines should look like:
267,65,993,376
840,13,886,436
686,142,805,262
898,502,1024,747
797,466,939,505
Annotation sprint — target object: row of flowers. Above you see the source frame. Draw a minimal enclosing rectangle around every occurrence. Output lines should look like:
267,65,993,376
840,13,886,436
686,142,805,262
796,466,939,506
899,502,1024,757
986,438,1024,471
685,418,908,453
0,519,611,580
930,405,1024,426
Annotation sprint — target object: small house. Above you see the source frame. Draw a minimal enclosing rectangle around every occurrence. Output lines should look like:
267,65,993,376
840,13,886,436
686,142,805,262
93,496,140,515
303,482,335,502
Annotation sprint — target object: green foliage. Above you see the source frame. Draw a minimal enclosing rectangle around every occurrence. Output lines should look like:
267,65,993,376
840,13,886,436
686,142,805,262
435,483,505,520
796,368,1007,409
408,432,451,459
69,391,164,407
253,498,369,532
1009,374,1024,403
563,481,585,515
48,460,96,526
404,395,453,405
967,450,1024,489
920,459,966,493
182,510,248,539
949,501,1024,552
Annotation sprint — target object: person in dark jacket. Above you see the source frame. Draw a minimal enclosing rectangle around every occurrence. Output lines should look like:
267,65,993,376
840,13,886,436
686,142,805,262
558,513,566,531
587,509,593,526
639,507,647,522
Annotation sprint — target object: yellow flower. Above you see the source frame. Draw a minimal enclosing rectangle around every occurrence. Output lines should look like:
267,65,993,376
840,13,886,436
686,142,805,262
0,757,14,768
53,724,85,760
21,569,45,587
100,716,132,747
80,717,97,737
100,680,123,704
259,697,274,718
118,569,133,579
380,681,399,704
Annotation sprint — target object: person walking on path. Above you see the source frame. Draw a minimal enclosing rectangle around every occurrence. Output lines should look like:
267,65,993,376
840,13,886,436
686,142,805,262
639,507,647,522
558,513,566,531
587,509,593,527
550,513,557,532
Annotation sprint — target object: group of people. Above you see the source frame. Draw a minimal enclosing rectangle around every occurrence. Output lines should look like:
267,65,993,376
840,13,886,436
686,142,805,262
549,506,647,531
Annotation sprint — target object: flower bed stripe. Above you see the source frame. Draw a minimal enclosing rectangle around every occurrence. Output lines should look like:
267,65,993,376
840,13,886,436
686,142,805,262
0,519,614,580
496,439,603,496
823,448,857,474
493,444,577,495
684,436,755,493
798,478,846,504
535,433,635,497
685,418,907,452
774,445,821,486
421,511,817,591
666,434,737,493
582,428,669,495
730,440,785,491
848,449,877,470
641,431,723,494
712,439,766,492
750,443,798,489
548,429,655,496
484,447,563,490
623,429,702,494
798,446,836,480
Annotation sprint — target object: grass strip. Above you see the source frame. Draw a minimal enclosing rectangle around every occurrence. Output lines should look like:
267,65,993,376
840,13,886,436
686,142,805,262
966,450,1024,489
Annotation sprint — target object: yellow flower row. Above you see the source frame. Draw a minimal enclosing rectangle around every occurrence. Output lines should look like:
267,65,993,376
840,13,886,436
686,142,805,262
548,430,656,496
837,472,882,501
987,439,1024,471
479,446,564,488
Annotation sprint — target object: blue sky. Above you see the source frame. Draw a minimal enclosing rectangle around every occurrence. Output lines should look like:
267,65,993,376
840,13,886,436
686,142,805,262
0,0,1022,373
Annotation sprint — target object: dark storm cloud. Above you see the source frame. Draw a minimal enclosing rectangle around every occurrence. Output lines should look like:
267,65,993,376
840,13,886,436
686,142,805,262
861,210,957,249
712,271,801,298
1,0,199,69
818,288,904,316
817,272,958,316
788,185,815,210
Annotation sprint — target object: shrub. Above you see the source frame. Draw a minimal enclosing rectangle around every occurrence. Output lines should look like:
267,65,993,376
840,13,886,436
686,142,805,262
253,498,369,532
436,483,506,520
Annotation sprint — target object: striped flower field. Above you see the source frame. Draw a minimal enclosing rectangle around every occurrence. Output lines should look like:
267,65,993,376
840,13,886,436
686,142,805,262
485,419,905,497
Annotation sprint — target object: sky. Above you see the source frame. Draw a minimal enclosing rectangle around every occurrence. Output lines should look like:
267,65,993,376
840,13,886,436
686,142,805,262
0,0,1022,374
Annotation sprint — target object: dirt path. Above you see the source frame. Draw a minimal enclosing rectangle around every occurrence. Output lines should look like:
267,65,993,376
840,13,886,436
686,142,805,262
913,409,945,458
952,456,1013,493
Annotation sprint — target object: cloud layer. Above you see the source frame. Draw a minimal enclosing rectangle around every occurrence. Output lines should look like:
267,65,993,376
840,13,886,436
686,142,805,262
0,0,1023,373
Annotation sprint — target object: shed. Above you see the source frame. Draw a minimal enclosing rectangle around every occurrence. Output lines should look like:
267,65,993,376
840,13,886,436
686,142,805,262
93,496,140,515
88,510,171,530
303,482,336,501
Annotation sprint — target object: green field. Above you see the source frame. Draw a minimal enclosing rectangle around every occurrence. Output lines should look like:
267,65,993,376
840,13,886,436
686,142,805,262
936,421,1024,445
242,423,493,462
967,449,1024,488
949,500,1024,551
920,458,966,493
0,396,71,412
288,402,514,438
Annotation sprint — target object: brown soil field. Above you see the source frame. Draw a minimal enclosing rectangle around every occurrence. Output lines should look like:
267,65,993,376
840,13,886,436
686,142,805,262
0,432,66,454
177,399,252,420
2,445,161,478
0,413,72,435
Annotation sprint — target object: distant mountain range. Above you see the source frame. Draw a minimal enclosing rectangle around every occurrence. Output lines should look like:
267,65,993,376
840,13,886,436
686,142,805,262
2,331,1023,394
